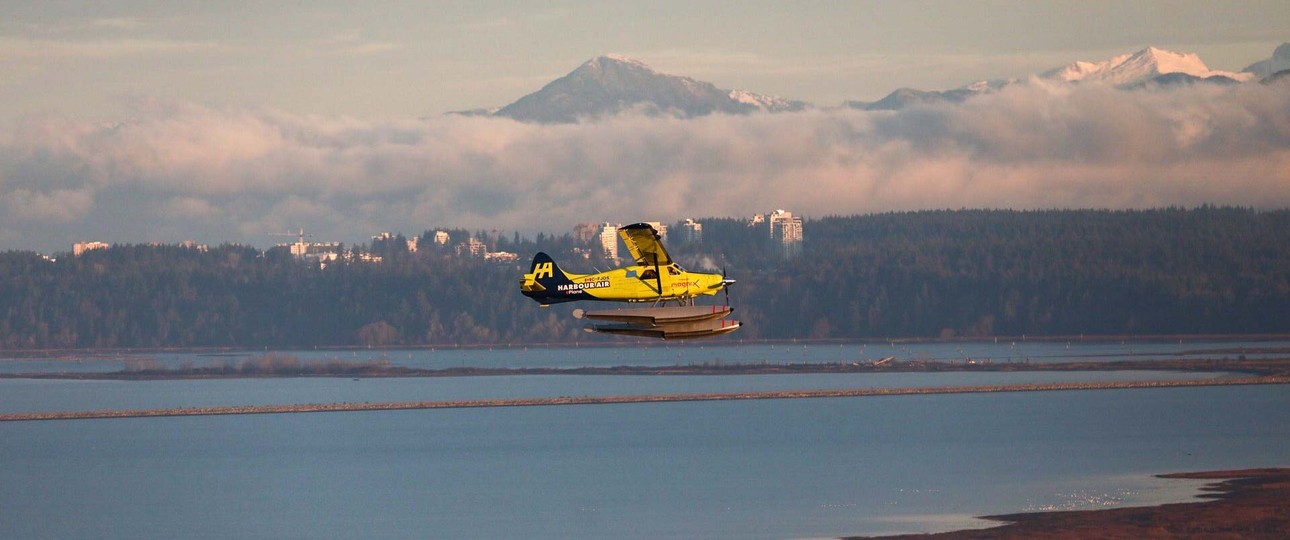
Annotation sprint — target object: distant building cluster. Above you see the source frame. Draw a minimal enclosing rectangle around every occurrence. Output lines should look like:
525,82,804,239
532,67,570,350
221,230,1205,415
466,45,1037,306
578,220,674,262
450,235,516,261
70,213,805,269
290,241,341,258
73,240,208,257
73,241,109,257
751,209,804,256
458,237,488,258
281,240,343,268
262,227,520,268
179,240,209,252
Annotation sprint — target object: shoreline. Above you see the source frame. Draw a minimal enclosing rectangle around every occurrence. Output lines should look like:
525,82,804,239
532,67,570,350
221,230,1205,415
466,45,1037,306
2,375,1285,422
4,356,1287,422
847,468,1290,539
4,356,1290,380
1,333,1288,357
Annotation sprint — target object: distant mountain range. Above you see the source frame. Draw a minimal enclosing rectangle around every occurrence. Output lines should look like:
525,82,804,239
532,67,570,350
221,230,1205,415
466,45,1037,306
458,44,1290,123
849,45,1266,111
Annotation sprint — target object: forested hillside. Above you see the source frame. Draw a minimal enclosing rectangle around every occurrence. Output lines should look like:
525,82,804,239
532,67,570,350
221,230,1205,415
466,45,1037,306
1,208,1287,349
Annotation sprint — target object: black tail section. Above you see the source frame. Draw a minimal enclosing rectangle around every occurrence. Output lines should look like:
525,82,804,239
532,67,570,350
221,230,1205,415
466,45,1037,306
529,252,555,272
521,252,584,305
529,252,573,286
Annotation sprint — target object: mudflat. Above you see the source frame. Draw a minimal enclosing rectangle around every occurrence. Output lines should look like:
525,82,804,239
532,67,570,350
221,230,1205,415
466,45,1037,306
850,468,1290,539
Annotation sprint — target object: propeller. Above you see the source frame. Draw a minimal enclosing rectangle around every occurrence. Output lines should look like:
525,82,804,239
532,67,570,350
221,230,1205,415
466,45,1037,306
721,266,736,306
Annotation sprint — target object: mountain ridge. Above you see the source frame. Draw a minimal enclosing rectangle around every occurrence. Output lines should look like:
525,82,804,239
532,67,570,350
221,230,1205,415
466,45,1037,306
461,44,1288,121
1243,43,1290,78
491,55,804,123
1041,46,1252,86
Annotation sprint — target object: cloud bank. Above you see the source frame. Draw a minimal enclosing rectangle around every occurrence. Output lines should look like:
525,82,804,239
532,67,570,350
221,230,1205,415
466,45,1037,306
2,81,1288,252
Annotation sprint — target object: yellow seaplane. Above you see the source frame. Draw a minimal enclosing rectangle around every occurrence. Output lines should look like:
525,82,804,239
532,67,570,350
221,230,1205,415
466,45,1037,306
520,223,740,339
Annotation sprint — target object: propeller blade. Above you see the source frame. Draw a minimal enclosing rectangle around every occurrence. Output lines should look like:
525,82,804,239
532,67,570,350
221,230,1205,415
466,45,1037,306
721,267,734,305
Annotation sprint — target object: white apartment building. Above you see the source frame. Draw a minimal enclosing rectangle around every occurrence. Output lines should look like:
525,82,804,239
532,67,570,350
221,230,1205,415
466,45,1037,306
679,218,703,243
768,209,803,245
599,222,620,260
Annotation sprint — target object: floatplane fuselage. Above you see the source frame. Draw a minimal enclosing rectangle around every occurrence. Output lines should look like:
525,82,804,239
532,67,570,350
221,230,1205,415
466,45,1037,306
519,223,740,339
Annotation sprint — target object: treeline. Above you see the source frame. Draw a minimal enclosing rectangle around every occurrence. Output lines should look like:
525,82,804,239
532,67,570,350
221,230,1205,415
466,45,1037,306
709,207,1290,339
1,207,1287,349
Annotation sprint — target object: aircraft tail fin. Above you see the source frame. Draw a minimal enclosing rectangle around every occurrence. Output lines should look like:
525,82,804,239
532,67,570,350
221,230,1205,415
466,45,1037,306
520,252,578,304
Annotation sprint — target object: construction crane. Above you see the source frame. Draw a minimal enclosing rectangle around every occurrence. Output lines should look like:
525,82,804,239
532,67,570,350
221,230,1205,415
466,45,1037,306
269,228,313,257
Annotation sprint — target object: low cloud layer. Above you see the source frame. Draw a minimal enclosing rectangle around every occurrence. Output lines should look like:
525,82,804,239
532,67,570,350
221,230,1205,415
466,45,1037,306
2,81,1288,252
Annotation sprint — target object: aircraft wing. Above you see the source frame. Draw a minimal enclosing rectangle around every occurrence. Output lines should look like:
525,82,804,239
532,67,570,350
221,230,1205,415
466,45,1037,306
618,223,673,266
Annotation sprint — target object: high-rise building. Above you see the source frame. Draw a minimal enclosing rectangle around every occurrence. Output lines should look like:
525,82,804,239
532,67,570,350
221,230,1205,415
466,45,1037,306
573,223,600,244
679,218,703,243
599,222,621,260
768,209,803,244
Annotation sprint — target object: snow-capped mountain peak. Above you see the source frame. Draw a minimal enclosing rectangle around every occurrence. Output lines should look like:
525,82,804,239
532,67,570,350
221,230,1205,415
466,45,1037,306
1042,46,1253,86
728,90,806,112
585,54,654,72
490,55,809,123
1043,56,1130,82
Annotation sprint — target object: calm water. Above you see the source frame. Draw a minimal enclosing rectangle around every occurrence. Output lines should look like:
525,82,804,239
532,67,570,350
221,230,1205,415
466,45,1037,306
1,343,1288,539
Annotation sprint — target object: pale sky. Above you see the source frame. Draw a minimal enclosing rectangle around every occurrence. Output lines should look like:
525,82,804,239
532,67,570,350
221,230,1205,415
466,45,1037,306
2,1,1287,122
1,1,1288,252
